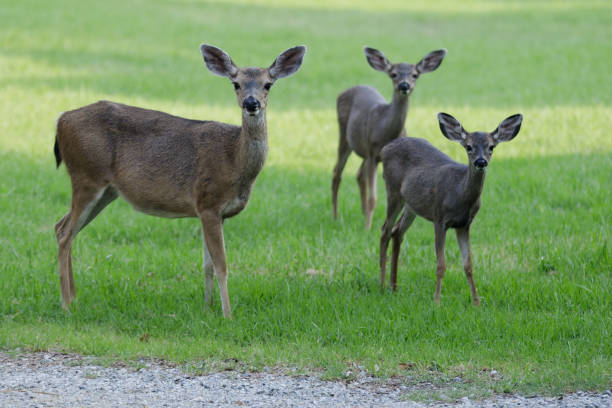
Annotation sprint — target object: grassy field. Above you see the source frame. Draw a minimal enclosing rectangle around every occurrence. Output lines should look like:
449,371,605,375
1,0,610,399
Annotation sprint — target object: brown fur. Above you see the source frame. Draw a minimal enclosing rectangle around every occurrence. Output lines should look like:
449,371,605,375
54,45,306,319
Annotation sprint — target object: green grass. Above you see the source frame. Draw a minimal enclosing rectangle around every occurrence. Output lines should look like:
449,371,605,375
1,0,611,399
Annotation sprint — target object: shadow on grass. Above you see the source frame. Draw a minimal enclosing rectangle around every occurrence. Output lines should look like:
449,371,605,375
1,150,609,335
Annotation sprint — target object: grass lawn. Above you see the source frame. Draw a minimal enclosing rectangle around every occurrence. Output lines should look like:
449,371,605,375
1,0,610,399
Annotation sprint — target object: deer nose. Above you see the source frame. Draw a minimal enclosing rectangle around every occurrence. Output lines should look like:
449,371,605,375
242,96,260,112
474,158,488,168
398,82,410,92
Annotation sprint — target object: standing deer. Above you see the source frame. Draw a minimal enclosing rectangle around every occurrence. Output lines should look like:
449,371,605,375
331,47,446,229
379,112,523,305
53,44,306,319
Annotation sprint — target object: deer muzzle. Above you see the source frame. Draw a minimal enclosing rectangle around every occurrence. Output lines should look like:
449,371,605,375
474,158,488,169
242,96,261,115
398,82,411,94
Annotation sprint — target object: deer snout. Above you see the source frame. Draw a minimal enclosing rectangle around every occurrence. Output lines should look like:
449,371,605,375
398,82,411,93
474,158,488,169
242,96,261,114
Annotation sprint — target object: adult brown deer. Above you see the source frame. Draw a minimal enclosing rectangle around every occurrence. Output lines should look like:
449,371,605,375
379,112,523,305
53,44,306,319
331,47,446,229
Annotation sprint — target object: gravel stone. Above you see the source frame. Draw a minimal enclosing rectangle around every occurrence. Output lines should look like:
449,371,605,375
0,352,610,407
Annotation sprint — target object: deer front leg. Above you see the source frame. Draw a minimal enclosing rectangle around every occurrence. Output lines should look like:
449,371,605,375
433,222,447,304
200,210,232,319
202,239,215,309
456,227,481,306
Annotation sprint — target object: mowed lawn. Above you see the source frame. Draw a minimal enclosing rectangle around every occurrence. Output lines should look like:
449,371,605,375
1,0,610,398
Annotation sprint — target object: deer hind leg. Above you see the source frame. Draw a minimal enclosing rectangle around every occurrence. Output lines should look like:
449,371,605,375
390,207,416,291
456,227,481,306
380,195,403,288
433,223,447,304
364,157,378,230
75,187,117,234
55,184,113,308
331,119,351,219
200,210,232,319
55,214,75,299
356,160,368,218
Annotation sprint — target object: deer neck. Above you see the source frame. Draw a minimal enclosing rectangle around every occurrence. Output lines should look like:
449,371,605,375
238,110,268,179
241,109,267,140
461,165,486,206
381,91,410,138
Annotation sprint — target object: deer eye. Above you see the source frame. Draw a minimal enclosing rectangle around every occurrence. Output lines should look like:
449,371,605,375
264,82,273,91
411,73,418,79
489,145,494,152
232,82,240,90
466,145,473,152
390,72,397,78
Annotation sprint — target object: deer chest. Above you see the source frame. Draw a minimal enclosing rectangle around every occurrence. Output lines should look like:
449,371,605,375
220,140,267,219
446,202,481,229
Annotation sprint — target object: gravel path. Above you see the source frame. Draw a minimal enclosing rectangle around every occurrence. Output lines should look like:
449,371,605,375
0,352,610,407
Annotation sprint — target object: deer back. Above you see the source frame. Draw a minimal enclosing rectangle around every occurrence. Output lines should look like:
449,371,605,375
382,137,469,223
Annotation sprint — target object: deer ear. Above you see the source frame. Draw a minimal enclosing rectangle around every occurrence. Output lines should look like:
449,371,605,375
200,44,239,78
363,47,391,72
417,49,447,73
269,45,306,79
492,114,523,142
438,112,466,142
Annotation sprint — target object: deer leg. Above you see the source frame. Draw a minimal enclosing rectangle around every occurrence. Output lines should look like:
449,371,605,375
55,214,76,299
200,210,231,319
380,195,403,288
456,227,481,306
390,207,416,291
356,160,368,217
433,223,447,304
55,185,108,308
202,238,215,309
75,187,117,234
364,158,378,230
69,187,117,298
331,130,351,219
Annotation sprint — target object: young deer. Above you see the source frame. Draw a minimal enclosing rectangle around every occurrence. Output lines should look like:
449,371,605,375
331,47,446,229
53,44,306,319
379,113,523,305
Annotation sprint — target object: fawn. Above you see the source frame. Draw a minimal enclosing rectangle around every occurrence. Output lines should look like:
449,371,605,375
332,47,446,229
379,112,523,305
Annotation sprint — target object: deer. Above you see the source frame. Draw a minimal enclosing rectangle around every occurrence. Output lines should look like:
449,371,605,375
53,44,306,319
331,46,447,229
379,112,523,305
